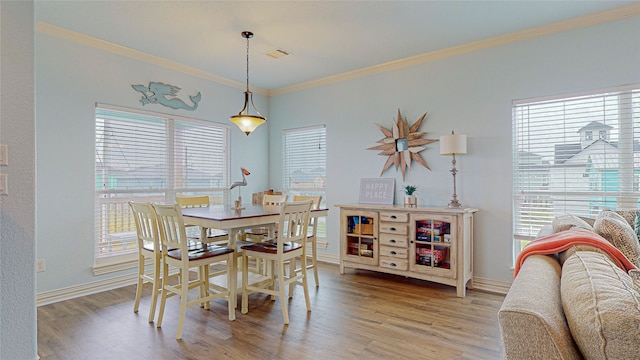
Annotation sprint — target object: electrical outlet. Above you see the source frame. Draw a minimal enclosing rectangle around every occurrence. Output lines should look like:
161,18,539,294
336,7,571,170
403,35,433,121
36,259,45,272
0,174,6,195
0,144,7,166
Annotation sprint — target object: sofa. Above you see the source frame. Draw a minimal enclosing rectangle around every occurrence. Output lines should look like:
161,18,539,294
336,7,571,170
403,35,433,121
498,210,640,360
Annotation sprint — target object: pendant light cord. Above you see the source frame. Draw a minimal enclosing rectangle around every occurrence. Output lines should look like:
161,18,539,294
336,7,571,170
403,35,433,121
245,35,250,92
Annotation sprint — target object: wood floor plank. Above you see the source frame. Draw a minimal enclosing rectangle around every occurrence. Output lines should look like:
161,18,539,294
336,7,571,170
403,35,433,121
38,263,505,359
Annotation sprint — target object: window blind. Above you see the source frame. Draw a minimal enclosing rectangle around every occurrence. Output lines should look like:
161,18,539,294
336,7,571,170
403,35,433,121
282,125,327,236
512,85,640,260
95,105,229,259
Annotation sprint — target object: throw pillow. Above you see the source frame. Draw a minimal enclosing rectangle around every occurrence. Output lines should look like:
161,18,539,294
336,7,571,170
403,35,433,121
577,216,596,227
614,209,637,228
551,214,593,233
561,251,640,359
594,210,640,266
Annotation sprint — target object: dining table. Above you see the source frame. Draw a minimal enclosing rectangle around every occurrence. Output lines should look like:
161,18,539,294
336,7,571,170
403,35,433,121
181,203,329,246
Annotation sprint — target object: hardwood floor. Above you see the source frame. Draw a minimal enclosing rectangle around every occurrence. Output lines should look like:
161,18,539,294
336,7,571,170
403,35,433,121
37,263,505,359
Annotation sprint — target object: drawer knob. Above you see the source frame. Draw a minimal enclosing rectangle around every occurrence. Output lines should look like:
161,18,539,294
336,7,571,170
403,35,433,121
390,239,396,243
390,227,396,231
390,251,397,255
390,263,397,267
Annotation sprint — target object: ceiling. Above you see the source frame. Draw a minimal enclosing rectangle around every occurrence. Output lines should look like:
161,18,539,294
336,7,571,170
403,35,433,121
35,1,638,92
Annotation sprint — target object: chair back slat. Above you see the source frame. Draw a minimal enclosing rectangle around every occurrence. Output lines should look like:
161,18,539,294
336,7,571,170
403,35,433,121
263,194,288,206
153,204,190,255
129,201,160,252
277,200,312,251
176,195,210,209
292,195,322,234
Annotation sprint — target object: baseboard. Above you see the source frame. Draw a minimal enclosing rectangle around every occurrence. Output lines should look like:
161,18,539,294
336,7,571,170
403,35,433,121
38,254,509,306
317,253,511,295
37,273,138,306
471,276,511,295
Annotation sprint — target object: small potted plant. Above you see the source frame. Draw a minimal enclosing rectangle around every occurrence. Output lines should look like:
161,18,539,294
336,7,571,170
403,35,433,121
403,185,418,208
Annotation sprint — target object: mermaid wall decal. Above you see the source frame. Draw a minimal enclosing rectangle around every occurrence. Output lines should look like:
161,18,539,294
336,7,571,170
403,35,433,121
131,82,201,111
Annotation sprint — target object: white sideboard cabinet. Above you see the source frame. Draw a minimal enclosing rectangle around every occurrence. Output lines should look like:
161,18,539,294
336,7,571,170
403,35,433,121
336,204,477,297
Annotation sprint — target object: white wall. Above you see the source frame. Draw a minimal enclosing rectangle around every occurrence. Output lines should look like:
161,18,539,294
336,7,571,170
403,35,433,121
268,15,640,283
0,1,38,359
33,9,640,295
35,28,269,293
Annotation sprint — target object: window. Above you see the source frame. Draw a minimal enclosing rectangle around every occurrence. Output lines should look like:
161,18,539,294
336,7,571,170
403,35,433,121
585,131,593,140
282,125,327,238
512,85,640,262
95,105,229,269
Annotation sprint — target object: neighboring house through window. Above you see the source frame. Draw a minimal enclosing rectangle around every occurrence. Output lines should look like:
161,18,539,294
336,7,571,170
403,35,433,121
282,125,327,240
512,85,640,262
95,105,229,272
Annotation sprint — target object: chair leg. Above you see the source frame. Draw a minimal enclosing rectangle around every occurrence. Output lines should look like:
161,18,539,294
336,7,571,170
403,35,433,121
301,255,311,312
241,253,249,315
277,259,289,325
148,258,161,322
311,240,319,287
227,253,236,320
176,267,190,340
133,256,144,314
156,263,169,329
202,265,210,310
288,257,297,298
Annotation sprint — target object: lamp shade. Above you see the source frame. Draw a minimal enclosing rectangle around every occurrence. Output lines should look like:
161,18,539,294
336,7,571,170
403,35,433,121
440,133,467,155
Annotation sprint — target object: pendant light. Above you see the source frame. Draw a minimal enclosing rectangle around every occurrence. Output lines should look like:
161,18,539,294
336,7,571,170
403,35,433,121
230,31,266,135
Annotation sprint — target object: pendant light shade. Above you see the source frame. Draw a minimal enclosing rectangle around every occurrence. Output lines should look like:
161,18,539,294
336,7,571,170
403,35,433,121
230,31,266,135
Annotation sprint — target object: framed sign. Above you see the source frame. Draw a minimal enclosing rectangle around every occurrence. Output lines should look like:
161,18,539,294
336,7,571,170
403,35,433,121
359,178,395,205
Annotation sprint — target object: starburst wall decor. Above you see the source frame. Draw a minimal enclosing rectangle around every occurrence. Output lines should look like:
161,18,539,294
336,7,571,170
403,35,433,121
367,109,438,180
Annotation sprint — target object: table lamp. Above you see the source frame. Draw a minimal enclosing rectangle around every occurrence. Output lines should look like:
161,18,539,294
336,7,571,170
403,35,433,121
440,131,467,208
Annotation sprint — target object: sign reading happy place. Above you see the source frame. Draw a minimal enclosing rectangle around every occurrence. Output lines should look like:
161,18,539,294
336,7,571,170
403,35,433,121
359,178,395,205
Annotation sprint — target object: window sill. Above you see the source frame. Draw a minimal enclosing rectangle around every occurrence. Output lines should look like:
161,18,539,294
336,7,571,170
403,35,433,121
93,253,141,275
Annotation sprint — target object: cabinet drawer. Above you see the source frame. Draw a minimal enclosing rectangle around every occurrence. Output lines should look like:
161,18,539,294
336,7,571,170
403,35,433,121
379,233,408,247
379,223,408,235
380,245,408,259
380,258,408,271
379,212,408,223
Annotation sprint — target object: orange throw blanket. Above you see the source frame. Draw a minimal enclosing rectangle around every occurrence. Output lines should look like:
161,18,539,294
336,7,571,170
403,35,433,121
514,229,638,278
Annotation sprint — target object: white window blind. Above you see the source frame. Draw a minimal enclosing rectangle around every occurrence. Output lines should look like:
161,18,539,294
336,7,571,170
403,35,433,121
512,85,640,260
95,105,229,260
282,125,327,236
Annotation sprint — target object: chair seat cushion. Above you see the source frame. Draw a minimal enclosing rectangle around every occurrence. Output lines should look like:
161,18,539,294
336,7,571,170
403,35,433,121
167,242,234,260
241,240,302,254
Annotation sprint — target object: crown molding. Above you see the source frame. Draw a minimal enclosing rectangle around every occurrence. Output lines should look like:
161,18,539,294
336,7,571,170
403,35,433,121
35,21,269,97
269,3,640,97
36,3,640,99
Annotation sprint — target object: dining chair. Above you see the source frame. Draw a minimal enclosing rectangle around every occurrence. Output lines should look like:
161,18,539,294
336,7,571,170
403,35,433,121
176,195,228,244
153,203,236,340
241,200,313,324
129,201,163,323
245,194,288,241
291,195,322,288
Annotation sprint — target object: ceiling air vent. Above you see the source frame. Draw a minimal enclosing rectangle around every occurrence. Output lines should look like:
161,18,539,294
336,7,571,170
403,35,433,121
266,49,290,59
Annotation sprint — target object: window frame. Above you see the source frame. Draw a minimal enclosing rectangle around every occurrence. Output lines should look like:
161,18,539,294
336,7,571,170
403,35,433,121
282,125,327,241
94,104,230,273
512,85,640,263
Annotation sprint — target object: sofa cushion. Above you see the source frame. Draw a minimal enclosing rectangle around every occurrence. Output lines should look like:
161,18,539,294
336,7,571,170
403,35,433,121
630,269,640,293
552,214,593,233
561,251,640,359
594,210,640,266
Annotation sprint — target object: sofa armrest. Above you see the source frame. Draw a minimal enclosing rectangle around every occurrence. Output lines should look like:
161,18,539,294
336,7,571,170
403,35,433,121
499,255,582,360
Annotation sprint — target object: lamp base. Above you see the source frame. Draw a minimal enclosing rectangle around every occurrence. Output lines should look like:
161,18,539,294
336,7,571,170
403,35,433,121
447,199,463,208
